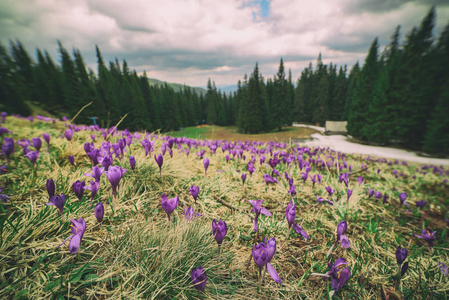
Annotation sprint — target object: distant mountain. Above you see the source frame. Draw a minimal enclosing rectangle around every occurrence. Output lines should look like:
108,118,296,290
216,84,238,95
148,78,206,96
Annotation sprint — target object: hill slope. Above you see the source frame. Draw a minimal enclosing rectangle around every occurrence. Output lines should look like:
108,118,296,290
148,78,206,96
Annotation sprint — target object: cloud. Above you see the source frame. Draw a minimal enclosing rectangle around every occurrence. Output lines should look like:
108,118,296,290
0,0,448,87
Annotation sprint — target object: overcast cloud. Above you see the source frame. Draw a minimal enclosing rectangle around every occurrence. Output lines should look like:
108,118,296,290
1,0,448,89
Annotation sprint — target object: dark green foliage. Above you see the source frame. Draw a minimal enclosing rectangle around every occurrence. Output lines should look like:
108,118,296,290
0,42,30,115
236,64,268,133
348,38,379,139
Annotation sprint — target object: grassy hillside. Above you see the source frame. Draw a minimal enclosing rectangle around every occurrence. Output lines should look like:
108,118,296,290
0,115,448,299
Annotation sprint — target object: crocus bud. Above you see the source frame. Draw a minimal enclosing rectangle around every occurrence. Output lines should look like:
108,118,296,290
72,180,85,201
242,173,247,185
68,155,75,165
190,185,199,203
104,166,127,199
203,158,210,177
42,133,50,151
95,202,104,223
396,245,407,266
31,137,42,152
191,266,207,292
212,219,227,245
286,201,295,229
337,220,347,236
46,179,55,197
154,153,163,176
129,156,136,171
64,129,73,141
2,138,15,159
24,151,39,166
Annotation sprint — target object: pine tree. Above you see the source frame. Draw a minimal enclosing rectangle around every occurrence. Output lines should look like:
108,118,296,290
348,38,379,139
0,42,30,115
272,58,288,130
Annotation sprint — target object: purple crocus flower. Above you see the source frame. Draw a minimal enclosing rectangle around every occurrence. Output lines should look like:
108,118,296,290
248,199,272,232
286,201,296,229
183,204,202,221
438,262,448,277
288,183,296,197
327,258,351,292
396,245,409,276
84,165,104,182
72,180,85,201
399,192,408,208
42,133,50,151
64,129,73,141
295,223,310,240
2,137,14,159
357,176,363,185
95,202,104,223
248,163,255,177
47,179,55,197
347,190,352,204
368,189,374,199
161,193,179,222
99,155,112,171
24,151,39,166
32,137,42,152
129,156,136,172
252,237,282,284
260,155,266,165
212,219,227,246
225,155,229,163
191,266,207,292
203,157,210,177
339,173,349,187
104,166,127,199
68,155,75,165
154,153,163,176
45,193,65,215
190,185,199,204
196,149,205,159
414,229,438,249
58,218,86,254
242,173,247,185
336,220,349,249
374,191,382,201
84,181,100,201
301,172,308,183
90,134,96,141
415,200,426,209
326,186,335,197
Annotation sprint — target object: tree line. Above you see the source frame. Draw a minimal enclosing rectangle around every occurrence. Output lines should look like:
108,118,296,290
0,7,447,154
233,7,448,154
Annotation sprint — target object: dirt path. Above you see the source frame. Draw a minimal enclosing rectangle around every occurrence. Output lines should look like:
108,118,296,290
292,125,449,166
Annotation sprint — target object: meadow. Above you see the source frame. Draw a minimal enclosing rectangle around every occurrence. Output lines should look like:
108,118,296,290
167,125,318,142
0,114,448,299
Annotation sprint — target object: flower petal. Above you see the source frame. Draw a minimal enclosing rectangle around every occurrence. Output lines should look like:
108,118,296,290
260,207,272,216
267,263,282,284
340,234,350,249
69,234,81,254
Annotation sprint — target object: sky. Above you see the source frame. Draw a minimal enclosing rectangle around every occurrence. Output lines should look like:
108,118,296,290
1,0,449,90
